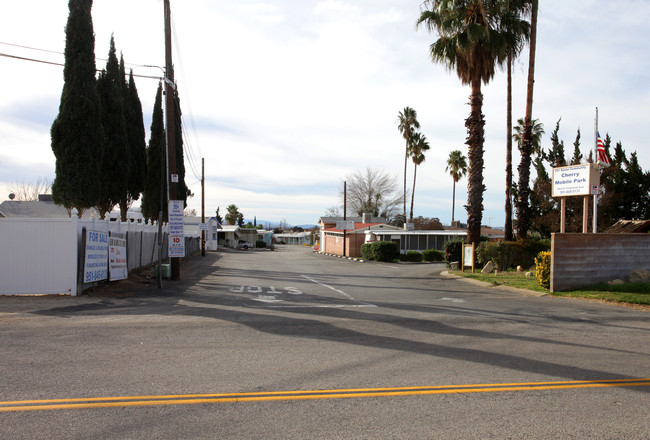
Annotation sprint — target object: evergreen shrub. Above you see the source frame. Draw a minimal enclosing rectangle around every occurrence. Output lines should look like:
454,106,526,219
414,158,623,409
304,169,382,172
371,241,398,262
255,240,266,249
477,241,515,270
402,251,423,262
360,243,373,260
422,248,444,262
444,240,464,265
514,239,551,269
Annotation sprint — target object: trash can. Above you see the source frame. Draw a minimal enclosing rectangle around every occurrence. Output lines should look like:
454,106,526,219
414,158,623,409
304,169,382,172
154,263,171,279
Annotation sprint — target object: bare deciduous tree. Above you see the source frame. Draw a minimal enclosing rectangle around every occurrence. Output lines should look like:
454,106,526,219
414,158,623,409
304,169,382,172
323,206,341,217
8,177,52,201
341,168,403,220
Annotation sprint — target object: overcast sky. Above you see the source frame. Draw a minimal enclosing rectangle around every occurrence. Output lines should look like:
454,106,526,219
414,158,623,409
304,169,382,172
1,0,649,227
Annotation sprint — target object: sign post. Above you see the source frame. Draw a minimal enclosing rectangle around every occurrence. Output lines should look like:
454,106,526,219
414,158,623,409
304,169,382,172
461,242,475,273
552,163,600,233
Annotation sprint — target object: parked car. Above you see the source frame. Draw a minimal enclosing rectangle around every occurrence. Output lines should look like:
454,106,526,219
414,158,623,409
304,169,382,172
237,240,254,249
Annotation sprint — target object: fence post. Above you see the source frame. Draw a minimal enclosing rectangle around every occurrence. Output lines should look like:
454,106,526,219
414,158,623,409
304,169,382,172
71,210,79,296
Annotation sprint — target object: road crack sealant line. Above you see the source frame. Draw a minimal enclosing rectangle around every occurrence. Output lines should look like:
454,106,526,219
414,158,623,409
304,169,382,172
2,379,649,412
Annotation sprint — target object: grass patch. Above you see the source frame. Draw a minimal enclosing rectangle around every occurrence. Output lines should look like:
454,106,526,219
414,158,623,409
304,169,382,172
456,270,548,293
453,270,650,306
554,282,650,306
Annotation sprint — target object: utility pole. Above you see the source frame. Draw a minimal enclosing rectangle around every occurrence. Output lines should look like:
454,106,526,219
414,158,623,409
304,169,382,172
164,0,180,279
201,158,206,256
343,181,347,257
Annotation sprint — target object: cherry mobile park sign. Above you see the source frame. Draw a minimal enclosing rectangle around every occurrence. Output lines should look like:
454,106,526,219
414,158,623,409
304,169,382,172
552,163,600,198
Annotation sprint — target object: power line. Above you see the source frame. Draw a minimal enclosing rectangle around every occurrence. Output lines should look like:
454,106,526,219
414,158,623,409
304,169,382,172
0,52,64,67
0,51,163,81
170,15,204,175
0,41,155,70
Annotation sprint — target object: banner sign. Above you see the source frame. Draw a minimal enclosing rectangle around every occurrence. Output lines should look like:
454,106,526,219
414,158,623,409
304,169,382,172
84,230,108,283
168,200,186,257
552,164,600,197
109,237,128,281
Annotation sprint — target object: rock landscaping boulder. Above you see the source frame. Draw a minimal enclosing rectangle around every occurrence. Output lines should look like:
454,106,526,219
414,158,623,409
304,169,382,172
481,261,494,274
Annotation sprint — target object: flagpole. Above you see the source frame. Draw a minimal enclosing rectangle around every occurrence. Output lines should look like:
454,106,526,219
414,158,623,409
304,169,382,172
593,107,598,233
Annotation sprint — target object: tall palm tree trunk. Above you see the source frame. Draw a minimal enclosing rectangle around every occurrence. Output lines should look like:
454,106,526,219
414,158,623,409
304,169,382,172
403,139,409,222
516,0,538,240
504,51,514,241
451,179,456,224
466,77,485,245
409,164,418,221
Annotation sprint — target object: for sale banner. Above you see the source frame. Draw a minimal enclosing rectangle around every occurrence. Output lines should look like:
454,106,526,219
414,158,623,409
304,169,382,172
84,230,108,283
109,237,128,281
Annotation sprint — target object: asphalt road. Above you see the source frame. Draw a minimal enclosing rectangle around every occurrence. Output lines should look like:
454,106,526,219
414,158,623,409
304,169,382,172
1,245,648,439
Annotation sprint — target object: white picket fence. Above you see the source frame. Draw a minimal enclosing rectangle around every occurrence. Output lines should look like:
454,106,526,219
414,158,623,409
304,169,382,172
0,217,169,296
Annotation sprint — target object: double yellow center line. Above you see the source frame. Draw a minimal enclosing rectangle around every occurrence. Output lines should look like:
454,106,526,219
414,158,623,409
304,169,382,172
2,378,648,412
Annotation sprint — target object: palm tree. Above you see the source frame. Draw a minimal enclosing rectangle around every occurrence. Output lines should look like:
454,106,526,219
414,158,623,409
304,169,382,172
225,204,241,225
417,0,525,245
516,0,539,240
513,117,544,155
397,107,420,222
409,132,430,221
446,150,468,225
501,0,531,241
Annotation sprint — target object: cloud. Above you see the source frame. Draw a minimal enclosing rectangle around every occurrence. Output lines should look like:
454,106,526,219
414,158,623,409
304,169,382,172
2,0,649,227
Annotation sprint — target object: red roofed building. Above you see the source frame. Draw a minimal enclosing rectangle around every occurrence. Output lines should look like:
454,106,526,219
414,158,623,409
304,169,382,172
319,214,400,257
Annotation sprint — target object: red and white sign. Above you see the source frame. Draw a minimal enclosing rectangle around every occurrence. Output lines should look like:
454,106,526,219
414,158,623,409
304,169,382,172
169,235,185,258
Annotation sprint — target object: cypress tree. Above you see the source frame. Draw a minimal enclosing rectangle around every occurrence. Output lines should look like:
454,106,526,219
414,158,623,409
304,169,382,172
95,35,129,219
529,156,557,237
546,119,566,168
141,83,166,222
570,129,583,165
119,68,147,221
625,152,650,219
51,0,103,217
173,84,192,206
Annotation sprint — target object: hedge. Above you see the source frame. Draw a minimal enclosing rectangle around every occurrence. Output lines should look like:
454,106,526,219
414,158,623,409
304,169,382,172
422,248,444,262
401,250,423,262
360,243,373,260
371,241,398,262
477,239,551,270
444,239,464,265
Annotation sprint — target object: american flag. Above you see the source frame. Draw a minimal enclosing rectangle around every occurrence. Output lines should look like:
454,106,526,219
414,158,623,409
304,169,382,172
597,131,611,165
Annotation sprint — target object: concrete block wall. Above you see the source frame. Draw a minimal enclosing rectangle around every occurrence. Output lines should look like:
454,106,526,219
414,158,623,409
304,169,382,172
551,233,650,292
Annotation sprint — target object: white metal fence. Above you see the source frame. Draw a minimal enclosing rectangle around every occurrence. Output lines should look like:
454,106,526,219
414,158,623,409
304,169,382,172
0,217,173,296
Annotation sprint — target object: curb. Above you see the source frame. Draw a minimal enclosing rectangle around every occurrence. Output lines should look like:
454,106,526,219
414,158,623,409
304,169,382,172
313,251,364,263
440,270,548,297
